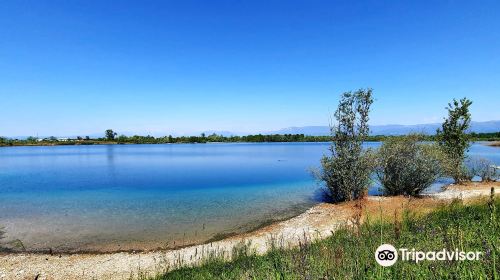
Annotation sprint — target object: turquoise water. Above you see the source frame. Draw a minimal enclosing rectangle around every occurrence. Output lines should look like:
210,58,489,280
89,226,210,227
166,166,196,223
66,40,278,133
0,142,498,252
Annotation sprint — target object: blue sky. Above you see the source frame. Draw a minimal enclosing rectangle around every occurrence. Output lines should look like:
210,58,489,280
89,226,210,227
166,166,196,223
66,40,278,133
1,1,499,136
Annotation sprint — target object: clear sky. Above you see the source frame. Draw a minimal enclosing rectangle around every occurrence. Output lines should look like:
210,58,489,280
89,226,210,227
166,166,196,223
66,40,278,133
1,1,499,136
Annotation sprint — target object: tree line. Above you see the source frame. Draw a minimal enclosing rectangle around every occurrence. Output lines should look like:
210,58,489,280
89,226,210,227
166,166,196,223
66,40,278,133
1,131,498,147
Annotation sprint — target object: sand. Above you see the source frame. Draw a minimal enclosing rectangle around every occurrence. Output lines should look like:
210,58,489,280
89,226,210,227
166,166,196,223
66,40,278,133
1,181,498,280
486,141,500,147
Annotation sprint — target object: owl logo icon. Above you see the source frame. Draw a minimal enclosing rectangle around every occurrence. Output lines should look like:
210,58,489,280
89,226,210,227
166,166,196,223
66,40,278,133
375,244,398,266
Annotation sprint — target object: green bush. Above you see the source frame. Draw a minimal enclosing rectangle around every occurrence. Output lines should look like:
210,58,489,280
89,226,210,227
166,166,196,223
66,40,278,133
436,98,473,183
318,89,374,202
376,134,442,196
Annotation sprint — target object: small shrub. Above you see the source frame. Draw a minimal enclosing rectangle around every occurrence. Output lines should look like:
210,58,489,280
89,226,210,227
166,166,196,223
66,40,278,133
376,134,442,196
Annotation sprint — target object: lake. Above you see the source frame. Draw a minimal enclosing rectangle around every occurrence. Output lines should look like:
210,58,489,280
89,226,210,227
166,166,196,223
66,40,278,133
0,142,498,252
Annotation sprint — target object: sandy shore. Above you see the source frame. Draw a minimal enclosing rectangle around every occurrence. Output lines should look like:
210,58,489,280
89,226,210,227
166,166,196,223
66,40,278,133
1,181,498,280
487,141,500,147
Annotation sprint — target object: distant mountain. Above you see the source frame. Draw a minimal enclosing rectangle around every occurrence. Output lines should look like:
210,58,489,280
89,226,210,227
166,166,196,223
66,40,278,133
269,120,500,136
468,120,500,133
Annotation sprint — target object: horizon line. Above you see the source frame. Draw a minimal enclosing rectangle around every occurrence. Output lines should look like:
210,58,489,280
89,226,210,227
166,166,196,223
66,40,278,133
3,119,499,138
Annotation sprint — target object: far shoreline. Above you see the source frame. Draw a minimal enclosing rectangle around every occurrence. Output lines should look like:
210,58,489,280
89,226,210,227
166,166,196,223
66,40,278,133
1,131,499,147
1,139,500,148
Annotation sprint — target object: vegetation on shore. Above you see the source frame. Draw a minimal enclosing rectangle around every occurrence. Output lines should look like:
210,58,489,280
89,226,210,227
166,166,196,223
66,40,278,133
437,98,474,183
0,133,338,146
317,88,374,202
317,93,498,201
1,131,499,147
375,134,443,196
154,194,499,280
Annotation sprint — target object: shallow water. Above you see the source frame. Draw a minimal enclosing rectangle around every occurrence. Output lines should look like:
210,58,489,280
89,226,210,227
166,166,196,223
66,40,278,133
0,142,498,252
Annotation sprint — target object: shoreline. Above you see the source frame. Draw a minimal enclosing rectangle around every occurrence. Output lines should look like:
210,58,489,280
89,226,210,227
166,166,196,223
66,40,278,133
487,141,500,147
2,139,500,148
1,181,498,280
1,141,331,148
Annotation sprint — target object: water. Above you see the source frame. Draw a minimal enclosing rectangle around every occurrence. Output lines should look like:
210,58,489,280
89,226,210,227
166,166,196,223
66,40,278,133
0,142,498,252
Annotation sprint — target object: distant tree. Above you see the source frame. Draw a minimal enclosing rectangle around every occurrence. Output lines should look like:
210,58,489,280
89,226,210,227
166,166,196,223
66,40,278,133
77,136,83,141
105,129,117,141
0,137,10,146
117,135,128,143
436,98,473,183
85,136,90,141
188,136,198,143
26,136,37,143
317,89,375,202
49,136,57,141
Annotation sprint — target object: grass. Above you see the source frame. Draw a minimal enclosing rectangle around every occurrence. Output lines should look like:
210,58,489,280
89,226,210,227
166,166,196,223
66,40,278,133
152,194,499,280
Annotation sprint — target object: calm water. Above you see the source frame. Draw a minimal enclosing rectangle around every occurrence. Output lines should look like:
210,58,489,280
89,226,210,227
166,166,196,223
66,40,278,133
0,142,498,252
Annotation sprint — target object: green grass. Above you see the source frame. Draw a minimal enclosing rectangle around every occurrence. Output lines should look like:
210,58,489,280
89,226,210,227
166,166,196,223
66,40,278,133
153,196,499,280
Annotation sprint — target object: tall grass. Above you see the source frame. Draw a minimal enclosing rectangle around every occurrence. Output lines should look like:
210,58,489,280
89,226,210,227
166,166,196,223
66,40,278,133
152,196,499,280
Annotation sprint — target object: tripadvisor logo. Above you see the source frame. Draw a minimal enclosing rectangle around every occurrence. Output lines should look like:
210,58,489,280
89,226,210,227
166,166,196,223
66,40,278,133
375,244,398,266
375,244,482,267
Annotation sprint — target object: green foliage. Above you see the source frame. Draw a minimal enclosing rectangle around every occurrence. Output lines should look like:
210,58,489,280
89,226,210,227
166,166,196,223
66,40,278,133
469,131,500,141
319,89,374,202
0,137,13,146
155,198,500,280
1,125,500,147
376,134,443,196
105,129,117,141
2,131,500,147
437,98,473,183
117,134,129,143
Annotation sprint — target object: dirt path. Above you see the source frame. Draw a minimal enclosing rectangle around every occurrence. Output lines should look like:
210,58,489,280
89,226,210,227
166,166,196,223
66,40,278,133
1,182,498,280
